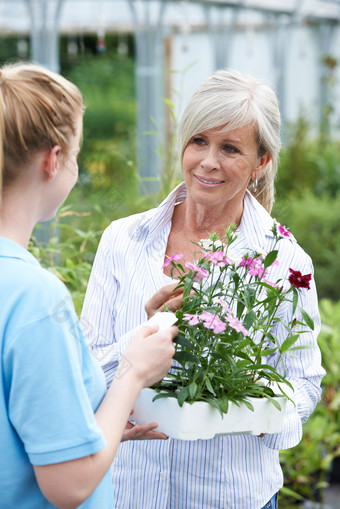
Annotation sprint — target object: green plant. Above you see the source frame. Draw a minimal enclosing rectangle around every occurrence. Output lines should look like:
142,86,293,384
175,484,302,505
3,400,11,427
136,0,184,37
273,191,340,300
279,299,340,506
67,53,136,142
29,207,103,314
153,224,314,415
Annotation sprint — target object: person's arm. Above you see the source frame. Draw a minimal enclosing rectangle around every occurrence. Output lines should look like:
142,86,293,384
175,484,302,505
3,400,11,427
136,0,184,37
261,255,325,450
33,324,176,509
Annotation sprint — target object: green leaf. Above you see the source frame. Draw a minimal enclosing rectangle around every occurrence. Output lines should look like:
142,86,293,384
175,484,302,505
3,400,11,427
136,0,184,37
205,378,216,396
177,386,190,406
189,382,198,398
243,310,256,330
152,391,177,402
217,395,229,414
173,351,198,366
263,250,278,269
280,334,300,353
264,395,283,411
299,307,315,330
292,287,298,315
241,398,254,411
259,347,278,356
174,334,196,351
243,287,256,308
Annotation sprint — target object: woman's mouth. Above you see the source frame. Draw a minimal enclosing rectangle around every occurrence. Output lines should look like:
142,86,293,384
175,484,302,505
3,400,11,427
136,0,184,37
194,175,225,187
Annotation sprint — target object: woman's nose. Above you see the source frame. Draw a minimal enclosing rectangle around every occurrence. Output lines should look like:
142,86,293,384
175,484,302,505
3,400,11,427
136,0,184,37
200,147,220,171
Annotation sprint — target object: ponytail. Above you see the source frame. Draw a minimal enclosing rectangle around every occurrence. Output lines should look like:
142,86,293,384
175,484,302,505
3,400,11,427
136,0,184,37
0,62,84,196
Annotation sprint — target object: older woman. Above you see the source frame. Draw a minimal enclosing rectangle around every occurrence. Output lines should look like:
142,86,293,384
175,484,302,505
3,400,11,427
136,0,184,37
82,69,325,509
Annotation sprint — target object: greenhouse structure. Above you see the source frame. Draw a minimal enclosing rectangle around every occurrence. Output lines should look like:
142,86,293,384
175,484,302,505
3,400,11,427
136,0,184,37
1,0,340,189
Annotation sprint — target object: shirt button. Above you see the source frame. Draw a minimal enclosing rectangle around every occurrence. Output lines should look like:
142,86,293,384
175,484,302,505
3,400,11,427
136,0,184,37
159,471,166,478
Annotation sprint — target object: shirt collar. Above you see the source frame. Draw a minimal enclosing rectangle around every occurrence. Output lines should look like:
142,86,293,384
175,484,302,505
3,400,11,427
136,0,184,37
0,236,40,266
239,190,275,250
138,182,187,245
136,183,275,247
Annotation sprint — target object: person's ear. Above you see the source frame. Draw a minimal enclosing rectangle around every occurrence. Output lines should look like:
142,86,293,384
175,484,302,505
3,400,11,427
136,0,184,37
252,152,271,181
43,145,62,181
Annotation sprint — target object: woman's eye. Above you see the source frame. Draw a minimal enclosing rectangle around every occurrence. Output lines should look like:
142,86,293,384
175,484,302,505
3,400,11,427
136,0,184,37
192,137,205,146
223,145,238,153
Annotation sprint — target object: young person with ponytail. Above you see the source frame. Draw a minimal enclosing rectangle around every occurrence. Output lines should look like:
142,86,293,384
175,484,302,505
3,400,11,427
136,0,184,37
0,62,176,509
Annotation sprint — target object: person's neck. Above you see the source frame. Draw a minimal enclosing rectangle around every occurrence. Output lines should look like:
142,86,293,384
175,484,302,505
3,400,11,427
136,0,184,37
173,197,243,241
0,192,37,249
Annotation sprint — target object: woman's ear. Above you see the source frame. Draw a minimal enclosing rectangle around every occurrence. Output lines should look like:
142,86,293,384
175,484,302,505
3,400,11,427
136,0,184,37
43,145,62,181
253,152,271,181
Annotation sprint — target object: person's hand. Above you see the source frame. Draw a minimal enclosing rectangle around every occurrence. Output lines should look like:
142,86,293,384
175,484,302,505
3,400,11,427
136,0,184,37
121,420,168,441
122,324,177,388
145,283,185,319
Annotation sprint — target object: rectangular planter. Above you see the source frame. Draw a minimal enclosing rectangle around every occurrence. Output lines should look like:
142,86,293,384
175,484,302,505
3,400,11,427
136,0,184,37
132,388,287,440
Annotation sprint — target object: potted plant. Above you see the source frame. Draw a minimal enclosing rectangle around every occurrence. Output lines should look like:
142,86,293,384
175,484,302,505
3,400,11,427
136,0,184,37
132,223,314,440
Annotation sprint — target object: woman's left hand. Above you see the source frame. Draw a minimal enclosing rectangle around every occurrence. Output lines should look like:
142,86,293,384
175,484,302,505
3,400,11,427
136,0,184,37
121,421,168,441
145,283,184,319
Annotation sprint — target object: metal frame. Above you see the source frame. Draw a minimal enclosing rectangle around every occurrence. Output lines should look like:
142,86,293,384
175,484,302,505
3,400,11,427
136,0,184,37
4,0,340,192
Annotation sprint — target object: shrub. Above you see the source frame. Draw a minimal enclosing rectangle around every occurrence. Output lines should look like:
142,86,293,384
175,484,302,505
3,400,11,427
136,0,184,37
279,299,340,506
273,192,340,300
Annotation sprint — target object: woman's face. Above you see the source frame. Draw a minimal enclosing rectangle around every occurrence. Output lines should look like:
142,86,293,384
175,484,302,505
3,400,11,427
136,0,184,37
182,124,269,209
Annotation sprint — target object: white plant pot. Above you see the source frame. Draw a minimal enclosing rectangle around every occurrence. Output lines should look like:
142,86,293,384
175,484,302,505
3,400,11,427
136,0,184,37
132,388,288,440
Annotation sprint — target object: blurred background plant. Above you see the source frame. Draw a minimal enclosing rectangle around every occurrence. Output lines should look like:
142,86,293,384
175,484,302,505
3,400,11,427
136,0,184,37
279,299,340,507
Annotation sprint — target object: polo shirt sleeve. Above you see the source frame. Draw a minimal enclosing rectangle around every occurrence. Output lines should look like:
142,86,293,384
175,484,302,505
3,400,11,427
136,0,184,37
4,286,107,466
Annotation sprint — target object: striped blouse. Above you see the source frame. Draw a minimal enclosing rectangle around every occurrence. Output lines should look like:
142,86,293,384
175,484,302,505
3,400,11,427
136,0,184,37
81,182,325,509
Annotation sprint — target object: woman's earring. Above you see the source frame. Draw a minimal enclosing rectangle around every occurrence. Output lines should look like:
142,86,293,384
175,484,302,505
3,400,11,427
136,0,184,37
252,177,258,192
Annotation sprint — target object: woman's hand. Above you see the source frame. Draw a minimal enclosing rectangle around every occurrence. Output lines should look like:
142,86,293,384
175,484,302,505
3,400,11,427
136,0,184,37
145,283,184,319
121,421,168,441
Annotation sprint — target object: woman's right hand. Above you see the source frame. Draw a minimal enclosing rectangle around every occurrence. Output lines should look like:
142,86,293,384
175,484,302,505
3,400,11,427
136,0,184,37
122,324,177,388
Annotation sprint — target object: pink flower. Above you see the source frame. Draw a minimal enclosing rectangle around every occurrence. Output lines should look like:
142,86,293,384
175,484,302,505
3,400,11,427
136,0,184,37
208,250,233,267
241,256,268,278
226,315,249,336
240,256,253,268
218,298,233,315
199,310,216,327
183,313,200,325
278,224,292,238
200,311,227,334
262,278,280,288
212,319,227,334
162,253,183,269
185,262,209,281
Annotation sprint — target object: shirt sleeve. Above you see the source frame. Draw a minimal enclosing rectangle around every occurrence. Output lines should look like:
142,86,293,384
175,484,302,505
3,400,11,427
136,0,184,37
81,226,136,387
5,294,107,466
261,253,325,451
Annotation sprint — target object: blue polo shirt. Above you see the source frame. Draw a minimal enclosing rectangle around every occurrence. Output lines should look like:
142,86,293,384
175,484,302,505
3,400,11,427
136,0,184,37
0,237,114,508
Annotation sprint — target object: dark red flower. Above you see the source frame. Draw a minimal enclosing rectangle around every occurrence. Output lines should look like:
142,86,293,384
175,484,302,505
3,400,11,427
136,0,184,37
288,268,312,290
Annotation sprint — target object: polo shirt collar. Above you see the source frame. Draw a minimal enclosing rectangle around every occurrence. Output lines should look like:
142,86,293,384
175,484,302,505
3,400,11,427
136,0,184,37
0,236,40,266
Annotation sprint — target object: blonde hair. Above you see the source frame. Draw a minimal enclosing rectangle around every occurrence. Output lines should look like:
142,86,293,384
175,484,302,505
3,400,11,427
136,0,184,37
0,62,84,198
178,69,281,212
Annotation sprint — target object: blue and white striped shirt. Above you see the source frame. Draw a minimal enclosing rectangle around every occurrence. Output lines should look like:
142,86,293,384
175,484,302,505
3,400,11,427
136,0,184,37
81,182,325,509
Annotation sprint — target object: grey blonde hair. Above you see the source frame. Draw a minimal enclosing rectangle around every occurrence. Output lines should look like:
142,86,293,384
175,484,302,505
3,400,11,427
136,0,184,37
178,69,281,212
0,62,84,200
